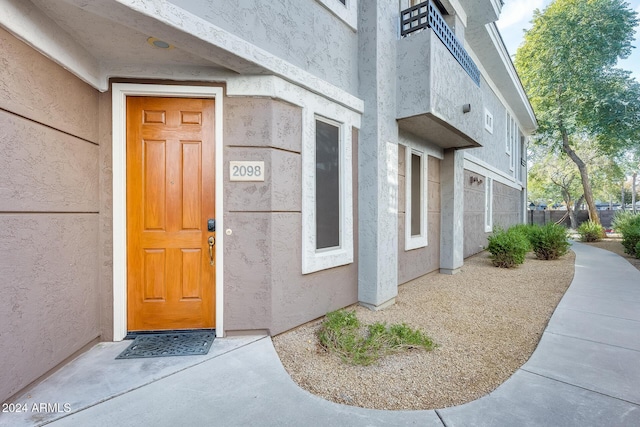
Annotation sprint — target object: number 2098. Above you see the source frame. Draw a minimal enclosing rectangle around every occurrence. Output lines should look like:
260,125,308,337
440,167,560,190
232,165,261,177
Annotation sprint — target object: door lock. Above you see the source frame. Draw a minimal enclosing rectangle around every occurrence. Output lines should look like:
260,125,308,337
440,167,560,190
208,219,216,232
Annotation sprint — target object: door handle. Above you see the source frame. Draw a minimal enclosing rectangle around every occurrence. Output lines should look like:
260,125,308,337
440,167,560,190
208,236,215,266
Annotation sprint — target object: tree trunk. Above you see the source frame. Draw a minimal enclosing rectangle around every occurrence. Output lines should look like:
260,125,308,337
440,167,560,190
561,129,601,226
568,194,584,229
622,184,626,211
633,172,637,214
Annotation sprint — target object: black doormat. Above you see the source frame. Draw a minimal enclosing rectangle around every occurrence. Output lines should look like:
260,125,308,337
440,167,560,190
116,331,215,359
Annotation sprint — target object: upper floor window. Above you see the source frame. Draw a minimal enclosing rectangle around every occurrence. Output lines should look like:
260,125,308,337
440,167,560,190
316,0,357,30
506,112,519,173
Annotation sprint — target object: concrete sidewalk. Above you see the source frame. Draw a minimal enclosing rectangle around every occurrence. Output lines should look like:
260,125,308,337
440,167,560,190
1,243,639,426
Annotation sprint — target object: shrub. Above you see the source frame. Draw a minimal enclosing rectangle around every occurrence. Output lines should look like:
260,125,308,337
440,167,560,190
317,309,437,365
612,212,640,256
577,220,604,242
509,223,536,246
486,226,530,268
528,223,570,260
635,241,640,259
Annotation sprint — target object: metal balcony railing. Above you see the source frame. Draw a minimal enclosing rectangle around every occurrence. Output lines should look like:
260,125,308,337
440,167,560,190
400,1,481,86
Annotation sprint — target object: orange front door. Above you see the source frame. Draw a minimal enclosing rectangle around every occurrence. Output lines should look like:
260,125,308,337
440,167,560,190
126,96,216,331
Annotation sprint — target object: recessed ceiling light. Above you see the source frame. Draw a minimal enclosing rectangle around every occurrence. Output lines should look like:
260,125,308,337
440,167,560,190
147,37,173,49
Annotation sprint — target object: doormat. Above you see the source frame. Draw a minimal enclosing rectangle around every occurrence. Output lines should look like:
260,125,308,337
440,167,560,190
116,331,215,359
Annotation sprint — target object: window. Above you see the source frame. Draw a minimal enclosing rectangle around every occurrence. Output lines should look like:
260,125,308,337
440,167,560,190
315,119,341,250
485,177,493,232
484,109,493,134
316,0,357,30
506,112,519,173
302,114,354,274
405,147,428,250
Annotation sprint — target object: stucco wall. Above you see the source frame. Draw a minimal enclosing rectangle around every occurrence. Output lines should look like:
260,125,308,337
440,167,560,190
223,97,358,335
397,146,441,284
466,75,520,178
463,170,522,258
0,28,100,403
167,0,358,95
493,180,522,229
463,169,489,258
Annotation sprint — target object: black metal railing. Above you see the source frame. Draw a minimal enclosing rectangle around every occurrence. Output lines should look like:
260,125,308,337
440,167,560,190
400,1,481,86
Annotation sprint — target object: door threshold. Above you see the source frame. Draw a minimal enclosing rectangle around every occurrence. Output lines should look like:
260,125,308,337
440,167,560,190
124,329,216,340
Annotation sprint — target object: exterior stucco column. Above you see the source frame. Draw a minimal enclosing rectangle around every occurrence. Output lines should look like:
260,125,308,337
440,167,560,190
440,149,464,274
357,0,398,309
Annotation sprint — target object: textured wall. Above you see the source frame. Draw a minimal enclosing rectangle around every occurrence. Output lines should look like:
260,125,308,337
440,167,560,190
357,0,399,308
463,172,522,257
98,90,114,341
167,0,358,95
0,28,100,403
466,75,513,176
440,149,465,273
223,97,358,335
397,146,441,284
493,181,522,228
463,169,489,258
396,28,483,144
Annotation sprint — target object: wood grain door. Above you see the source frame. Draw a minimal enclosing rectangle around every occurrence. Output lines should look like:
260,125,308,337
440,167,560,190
126,97,215,331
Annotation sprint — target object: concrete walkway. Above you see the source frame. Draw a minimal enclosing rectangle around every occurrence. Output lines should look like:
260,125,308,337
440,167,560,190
1,243,639,426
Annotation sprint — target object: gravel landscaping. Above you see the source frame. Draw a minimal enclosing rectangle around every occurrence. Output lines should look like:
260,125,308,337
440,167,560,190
272,249,576,410
273,238,640,410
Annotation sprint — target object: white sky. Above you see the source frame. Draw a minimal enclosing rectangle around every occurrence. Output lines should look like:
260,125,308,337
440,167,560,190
497,0,640,82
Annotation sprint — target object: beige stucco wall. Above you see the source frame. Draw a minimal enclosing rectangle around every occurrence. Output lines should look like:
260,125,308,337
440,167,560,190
463,170,523,258
397,146,441,285
223,98,358,335
0,28,101,403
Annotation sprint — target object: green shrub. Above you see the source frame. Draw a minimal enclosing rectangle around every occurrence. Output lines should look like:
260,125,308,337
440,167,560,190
528,223,570,260
577,220,604,242
486,226,530,268
509,223,536,246
613,212,640,256
635,241,640,259
317,309,437,365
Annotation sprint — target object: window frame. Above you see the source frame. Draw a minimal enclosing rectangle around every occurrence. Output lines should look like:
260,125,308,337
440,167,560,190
484,108,494,134
316,0,357,31
314,117,342,252
404,147,428,251
485,177,493,232
302,114,354,274
506,112,519,173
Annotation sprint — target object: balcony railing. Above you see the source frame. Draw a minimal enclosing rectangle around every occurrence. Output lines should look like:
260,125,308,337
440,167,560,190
400,1,480,86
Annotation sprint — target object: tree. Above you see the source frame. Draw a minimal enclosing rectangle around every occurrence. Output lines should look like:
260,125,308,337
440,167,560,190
515,0,640,226
528,137,623,227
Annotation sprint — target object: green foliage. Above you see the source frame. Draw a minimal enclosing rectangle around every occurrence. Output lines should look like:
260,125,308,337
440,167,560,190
577,220,605,242
613,212,640,256
486,226,531,268
515,0,640,145
515,0,640,223
317,309,437,366
528,223,571,260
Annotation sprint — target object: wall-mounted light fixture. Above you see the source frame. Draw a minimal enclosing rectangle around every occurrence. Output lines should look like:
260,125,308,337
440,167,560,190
462,104,471,114
470,175,483,185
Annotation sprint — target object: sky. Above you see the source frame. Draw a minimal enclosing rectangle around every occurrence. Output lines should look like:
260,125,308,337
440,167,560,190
496,0,640,82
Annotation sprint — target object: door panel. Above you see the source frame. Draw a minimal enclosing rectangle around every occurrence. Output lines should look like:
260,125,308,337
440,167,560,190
127,96,215,331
